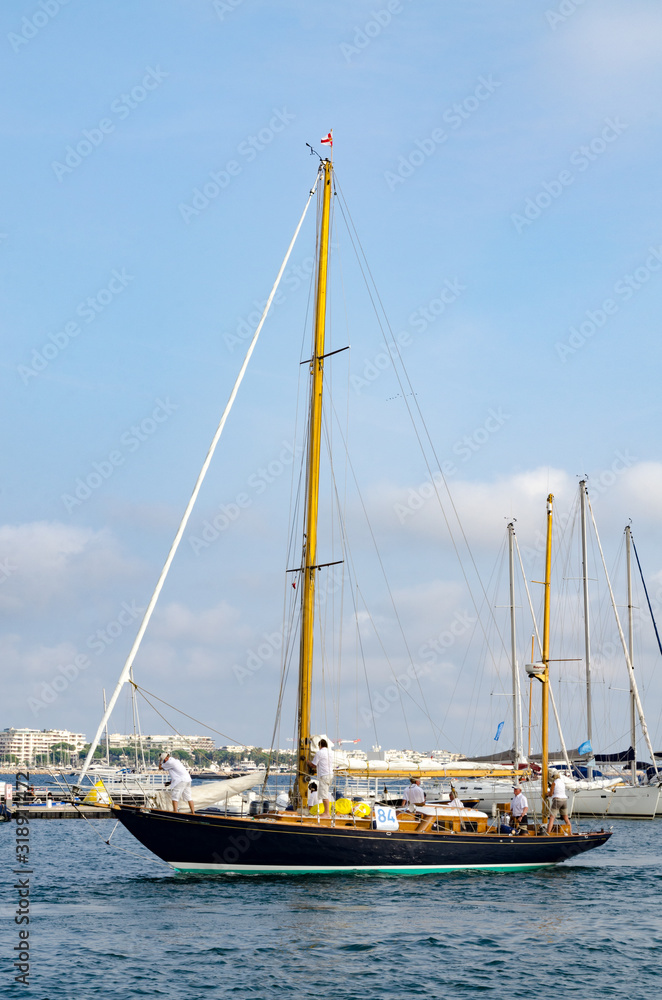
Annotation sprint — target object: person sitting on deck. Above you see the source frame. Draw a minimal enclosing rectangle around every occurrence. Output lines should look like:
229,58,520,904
510,784,529,833
448,786,464,808
401,777,426,810
307,780,320,809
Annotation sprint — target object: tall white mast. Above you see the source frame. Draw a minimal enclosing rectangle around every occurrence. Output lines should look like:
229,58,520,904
625,525,637,785
579,480,593,779
77,183,318,785
508,522,523,762
587,495,657,775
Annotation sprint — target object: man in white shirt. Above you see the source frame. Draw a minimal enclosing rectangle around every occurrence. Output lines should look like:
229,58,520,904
448,787,464,808
510,784,529,832
159,752,195,814
401,777,426,810
311,739,334,817
546,769,568,833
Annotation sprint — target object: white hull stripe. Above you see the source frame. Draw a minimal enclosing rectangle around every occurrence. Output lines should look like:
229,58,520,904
169,862,555,875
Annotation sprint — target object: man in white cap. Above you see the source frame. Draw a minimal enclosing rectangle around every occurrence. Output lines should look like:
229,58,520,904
401,777,426,810
510,783,529,833
158,752,195,814
546,768,568,834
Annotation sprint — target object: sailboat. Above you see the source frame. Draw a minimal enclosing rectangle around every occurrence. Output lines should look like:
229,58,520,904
562,484,660,818
108,152,610,873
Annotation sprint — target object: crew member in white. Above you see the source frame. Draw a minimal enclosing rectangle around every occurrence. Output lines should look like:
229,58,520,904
448,786,464,807
402,777,426,810
546,769,568,834
510,784,529,832
159,752,195,814
311,739,334,817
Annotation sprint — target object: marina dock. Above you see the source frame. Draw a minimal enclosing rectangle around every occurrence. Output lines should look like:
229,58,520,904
13,804,112,820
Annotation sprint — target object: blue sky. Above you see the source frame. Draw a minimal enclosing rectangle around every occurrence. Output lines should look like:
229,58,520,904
2,0,662,760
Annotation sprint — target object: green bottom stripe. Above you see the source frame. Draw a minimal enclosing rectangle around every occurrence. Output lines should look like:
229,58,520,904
170,862,555,875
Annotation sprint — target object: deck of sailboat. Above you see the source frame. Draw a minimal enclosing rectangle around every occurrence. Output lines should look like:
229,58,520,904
112,804,611,874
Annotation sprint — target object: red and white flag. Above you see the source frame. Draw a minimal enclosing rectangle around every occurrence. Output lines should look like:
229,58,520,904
320,130,333,147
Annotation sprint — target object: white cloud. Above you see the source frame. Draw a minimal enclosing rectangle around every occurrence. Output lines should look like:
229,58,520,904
540,3,662,129
0,633,80,680
366,466,573,548
150,600,245,645
602,461,662,524
563,6,662,74
0,521,140,615
363,462,662,557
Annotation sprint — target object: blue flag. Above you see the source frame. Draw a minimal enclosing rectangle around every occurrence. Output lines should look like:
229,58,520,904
577,740,592,755
494,721,505,742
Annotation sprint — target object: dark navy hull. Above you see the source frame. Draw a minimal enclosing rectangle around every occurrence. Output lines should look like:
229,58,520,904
113,806,611,874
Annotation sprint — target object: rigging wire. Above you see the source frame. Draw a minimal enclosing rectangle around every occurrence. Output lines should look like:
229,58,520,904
326,394,451,744
74,805,172,868
132,683,253,749
333,174,512,684
631,533,662,658
80,173,321,780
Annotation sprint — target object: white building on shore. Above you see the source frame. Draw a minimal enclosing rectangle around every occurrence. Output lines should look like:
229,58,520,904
0,728,86,765
107,733,216,754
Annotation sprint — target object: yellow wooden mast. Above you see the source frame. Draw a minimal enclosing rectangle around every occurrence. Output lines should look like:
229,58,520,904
541,493,553,815
296,158,333,806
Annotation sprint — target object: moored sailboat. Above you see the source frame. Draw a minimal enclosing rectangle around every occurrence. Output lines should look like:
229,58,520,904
110,152,610,873
569,485,660,818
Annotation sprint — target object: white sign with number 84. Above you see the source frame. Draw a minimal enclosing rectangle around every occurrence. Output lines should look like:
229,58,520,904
373,806,399,831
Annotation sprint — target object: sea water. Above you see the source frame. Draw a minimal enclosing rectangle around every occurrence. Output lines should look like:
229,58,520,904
0,776,659,998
